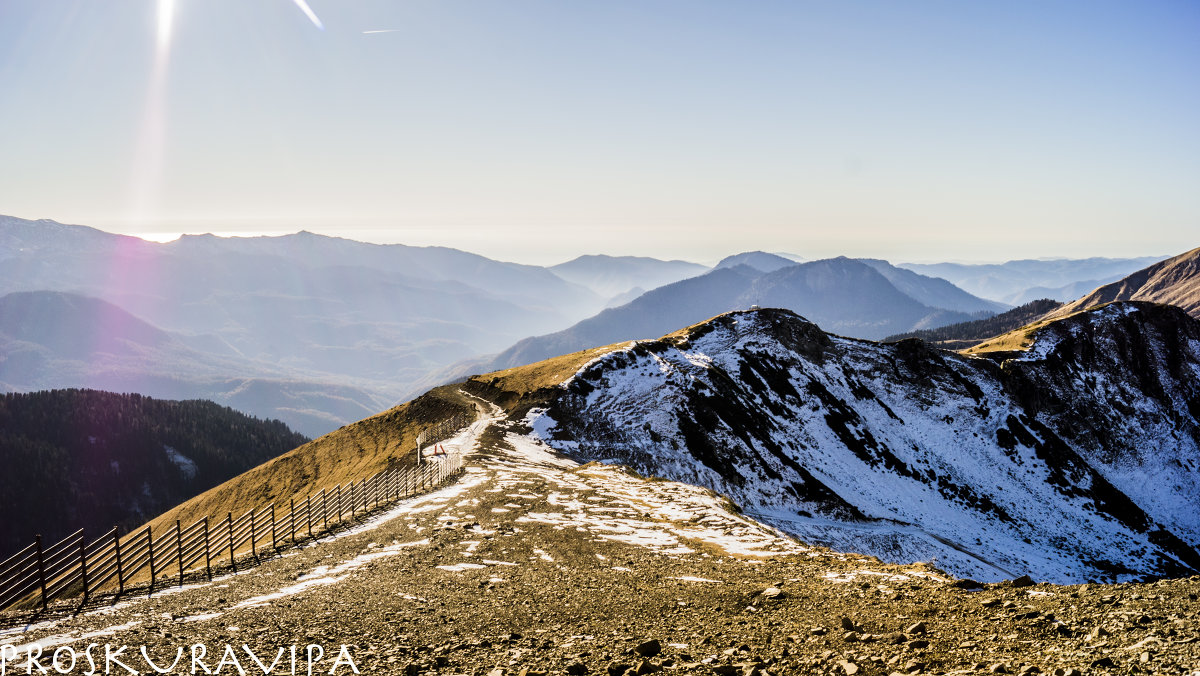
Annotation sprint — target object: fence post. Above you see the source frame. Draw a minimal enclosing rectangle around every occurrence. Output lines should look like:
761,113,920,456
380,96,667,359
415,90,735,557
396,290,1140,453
321,489,328,530
201,518,211,580
361,479,367,512
306,495,313,539
289,499,296,542
34,535,47,611
78,533,90,604
270,505,277,551
147,527,156,594
227,513,235,571
250,511,257,562
113,527,124,596
176,520,184,586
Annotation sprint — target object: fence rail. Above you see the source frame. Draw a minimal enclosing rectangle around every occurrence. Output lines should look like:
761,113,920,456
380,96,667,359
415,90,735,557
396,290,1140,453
0,411,474,615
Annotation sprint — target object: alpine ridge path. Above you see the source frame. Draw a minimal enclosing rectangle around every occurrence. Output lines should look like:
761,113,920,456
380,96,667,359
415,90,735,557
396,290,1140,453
3,396,1199,675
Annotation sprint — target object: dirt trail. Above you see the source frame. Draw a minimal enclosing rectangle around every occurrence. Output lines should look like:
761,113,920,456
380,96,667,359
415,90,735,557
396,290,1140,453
2,411,1199,675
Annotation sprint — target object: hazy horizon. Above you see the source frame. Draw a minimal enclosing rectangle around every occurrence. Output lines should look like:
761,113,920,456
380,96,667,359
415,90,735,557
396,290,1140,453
1,210,1178,269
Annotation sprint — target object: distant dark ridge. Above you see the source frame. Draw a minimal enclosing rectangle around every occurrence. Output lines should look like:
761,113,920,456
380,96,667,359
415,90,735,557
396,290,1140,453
882,299,1062,346
0,389,308,560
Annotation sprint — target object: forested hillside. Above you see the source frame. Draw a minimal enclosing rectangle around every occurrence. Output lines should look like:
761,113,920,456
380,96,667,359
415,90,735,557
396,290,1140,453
883,299,1062,347
0,389,308,558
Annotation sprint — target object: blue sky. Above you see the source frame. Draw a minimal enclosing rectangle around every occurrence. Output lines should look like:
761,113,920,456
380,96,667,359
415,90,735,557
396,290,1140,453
0,1,1196,264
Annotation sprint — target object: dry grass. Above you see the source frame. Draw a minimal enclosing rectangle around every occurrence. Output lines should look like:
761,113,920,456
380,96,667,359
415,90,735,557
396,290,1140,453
465,343,628,401
961,302,1123,354
466,312,732,403
139,386,475,536
961,322,1048,354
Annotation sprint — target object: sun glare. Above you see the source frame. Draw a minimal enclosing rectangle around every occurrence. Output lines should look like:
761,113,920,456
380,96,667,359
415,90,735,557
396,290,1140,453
156,0,176,53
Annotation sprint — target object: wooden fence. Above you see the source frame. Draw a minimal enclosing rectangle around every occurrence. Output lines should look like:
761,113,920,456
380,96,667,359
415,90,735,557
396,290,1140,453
0,411,474,614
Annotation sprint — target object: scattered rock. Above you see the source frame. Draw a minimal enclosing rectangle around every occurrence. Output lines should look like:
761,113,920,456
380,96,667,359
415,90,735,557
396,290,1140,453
838,661,860,675
566,663,589,675
905,621,927,635
633,658,659,675
634,639,662,657
1008,575,1035,588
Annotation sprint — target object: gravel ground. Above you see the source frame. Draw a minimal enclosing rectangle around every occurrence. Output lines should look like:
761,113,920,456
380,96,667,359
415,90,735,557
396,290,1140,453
3,416,1198,676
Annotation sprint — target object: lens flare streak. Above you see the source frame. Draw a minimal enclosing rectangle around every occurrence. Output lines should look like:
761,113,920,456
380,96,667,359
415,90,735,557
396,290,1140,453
291,0,325,30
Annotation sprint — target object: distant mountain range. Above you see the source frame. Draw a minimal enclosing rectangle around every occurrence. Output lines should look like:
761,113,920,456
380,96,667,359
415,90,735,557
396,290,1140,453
899,256,1165,304
0,215,612,434
0,291,387,437
548,255,708,300
5,213,1177,436
713,251,800,273
490,257,1002,370
0,388,307,559
887,246,1200,351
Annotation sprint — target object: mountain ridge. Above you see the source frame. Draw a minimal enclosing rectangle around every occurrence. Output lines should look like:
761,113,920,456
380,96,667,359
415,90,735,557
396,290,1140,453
471,302,1200,583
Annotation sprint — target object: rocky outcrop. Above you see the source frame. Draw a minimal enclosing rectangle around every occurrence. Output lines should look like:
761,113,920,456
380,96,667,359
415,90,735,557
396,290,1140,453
534,304,1200,583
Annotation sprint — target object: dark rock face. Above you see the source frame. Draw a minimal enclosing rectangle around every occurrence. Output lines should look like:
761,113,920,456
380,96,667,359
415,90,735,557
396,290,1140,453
538,304,1200,583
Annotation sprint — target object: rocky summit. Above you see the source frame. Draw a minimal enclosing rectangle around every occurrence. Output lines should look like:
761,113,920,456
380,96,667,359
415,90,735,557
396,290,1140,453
484,303,1200,584
3,411,1199,675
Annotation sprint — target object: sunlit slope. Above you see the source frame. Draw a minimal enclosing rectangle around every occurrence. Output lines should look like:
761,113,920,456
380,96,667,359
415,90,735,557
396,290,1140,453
1046,246,1200,320
140,386,475,535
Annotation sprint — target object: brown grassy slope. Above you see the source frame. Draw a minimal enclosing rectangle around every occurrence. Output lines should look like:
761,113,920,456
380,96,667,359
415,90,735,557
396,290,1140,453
141,386,475,534
961,314,1064,354
1045,245,1200,320
463,312,738,416
464,342,629,414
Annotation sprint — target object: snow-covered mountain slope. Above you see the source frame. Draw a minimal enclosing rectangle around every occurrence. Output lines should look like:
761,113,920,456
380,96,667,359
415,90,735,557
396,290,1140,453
518,304,1200,583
